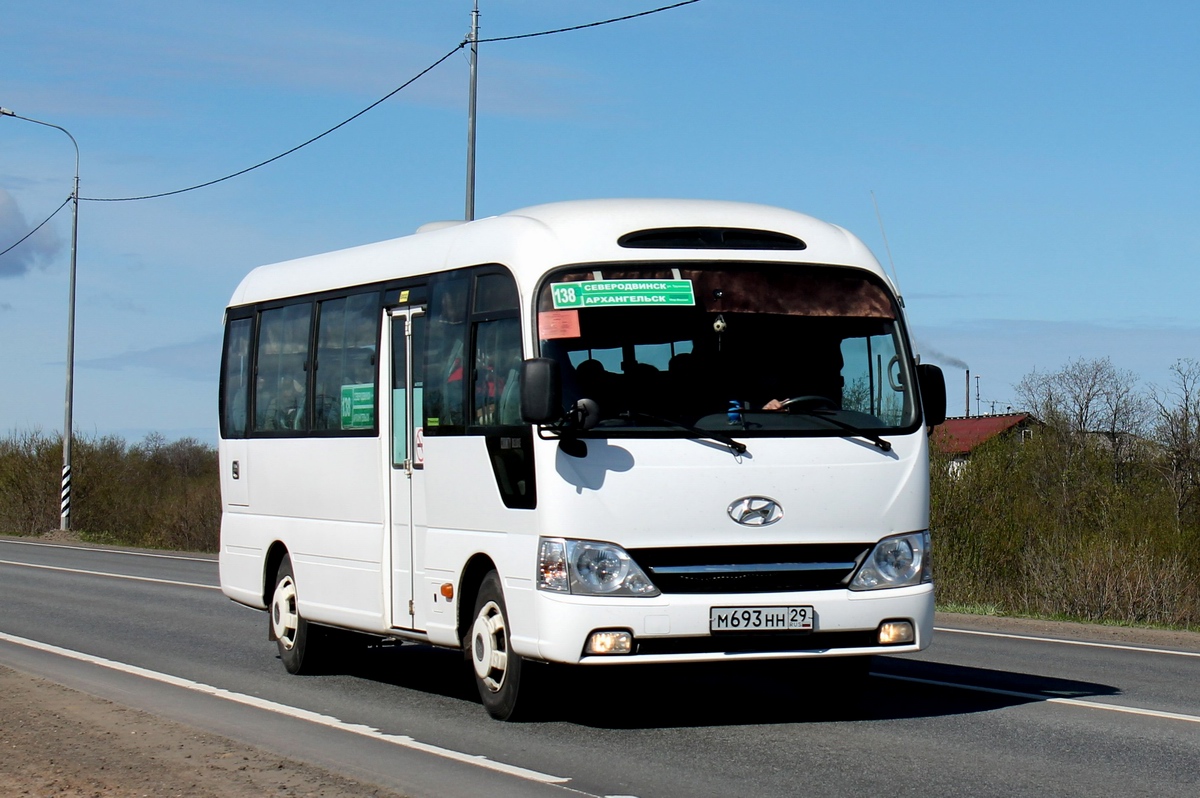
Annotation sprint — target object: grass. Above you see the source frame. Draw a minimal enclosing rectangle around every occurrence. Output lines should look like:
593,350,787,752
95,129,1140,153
935,602,1006,617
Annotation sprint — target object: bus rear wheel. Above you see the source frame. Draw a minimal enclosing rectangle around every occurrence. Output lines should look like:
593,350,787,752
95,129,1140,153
466,571,528,720
271,555,322,674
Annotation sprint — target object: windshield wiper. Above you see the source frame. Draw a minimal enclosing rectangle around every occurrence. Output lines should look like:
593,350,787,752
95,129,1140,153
618,411,747,456
784,406,893,452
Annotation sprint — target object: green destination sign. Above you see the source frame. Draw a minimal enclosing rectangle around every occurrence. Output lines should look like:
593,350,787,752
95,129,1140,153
550,279,695,309
341,383,375,429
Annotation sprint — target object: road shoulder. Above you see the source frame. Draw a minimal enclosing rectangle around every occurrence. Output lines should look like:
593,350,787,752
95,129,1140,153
936,611,1200,651
0,665,404,798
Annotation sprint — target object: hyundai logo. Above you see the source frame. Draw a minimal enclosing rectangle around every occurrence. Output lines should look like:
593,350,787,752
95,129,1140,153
727,496,784,526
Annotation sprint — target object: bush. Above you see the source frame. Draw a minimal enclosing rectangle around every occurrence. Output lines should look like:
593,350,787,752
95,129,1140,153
4,398,1198,629
932,428,1200,629
0,431,220,552
0,430,62,534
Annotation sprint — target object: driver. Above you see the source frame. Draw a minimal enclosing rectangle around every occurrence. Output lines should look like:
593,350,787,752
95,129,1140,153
762,345,844,410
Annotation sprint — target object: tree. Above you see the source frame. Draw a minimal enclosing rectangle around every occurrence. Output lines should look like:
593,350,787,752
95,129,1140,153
1017,357,1146,436
1016,356,1149,481
1151,359,1200,531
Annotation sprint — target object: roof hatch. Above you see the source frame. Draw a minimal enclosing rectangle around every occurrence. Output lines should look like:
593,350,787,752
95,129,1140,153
617,226,806,251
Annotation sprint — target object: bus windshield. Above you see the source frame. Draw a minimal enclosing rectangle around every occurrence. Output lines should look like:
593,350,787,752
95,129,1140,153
536,262,919,437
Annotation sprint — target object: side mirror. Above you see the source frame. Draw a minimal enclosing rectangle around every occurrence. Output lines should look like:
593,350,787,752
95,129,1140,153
519,358,562,424
917,363,946,427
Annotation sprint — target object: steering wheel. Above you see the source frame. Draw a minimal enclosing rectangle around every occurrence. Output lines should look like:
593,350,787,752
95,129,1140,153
778,395,836,411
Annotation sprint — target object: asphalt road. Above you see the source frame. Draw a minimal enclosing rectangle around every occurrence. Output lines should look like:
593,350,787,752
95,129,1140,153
1,535,1197,798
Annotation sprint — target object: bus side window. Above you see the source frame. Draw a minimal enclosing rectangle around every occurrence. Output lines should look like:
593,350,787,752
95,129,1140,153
254,303,312,434
472,270,521,427
314,292,379,432
840,327,905,425
220,317,253,439
423,276,469,433
474,271,519,314
391,316,407,465
474,317,522,426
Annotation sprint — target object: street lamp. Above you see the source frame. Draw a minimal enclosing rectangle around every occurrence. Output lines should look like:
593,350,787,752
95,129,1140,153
1,106,80,531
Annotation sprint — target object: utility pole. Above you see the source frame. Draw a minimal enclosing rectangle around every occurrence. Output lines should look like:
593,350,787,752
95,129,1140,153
465,0,479,221
1,106,80,530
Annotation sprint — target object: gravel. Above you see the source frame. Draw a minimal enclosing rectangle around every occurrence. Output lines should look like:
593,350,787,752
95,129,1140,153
0,666,406,798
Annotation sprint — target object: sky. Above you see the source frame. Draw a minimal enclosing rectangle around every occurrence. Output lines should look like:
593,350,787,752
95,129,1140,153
2,0,1198,443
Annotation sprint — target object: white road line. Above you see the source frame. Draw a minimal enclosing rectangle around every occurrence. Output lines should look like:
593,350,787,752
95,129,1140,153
936,626,1200,658
876,672,1200,725
0,537,213,563
0,631,573,787
0,559,220,591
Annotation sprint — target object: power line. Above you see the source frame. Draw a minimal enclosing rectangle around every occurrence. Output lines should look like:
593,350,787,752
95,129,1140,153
0,195,71,260
478,0,702,43
79,44,465,202
3,2,709,258
0,0,706,227
78,1,702,204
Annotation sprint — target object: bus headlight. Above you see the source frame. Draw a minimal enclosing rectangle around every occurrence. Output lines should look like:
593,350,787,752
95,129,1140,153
850,531,931,591
537,538,660,597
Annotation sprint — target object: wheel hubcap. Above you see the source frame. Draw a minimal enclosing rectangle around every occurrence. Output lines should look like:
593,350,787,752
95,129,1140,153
271,575,299,650
471,600,507,692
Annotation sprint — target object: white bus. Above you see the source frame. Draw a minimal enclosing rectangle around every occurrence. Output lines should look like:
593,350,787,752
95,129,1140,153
218,199,946,720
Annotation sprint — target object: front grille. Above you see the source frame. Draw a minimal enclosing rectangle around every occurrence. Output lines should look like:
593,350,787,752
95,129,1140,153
629,543,869,594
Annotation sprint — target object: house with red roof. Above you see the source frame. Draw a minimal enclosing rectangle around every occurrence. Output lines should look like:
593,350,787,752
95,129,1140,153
932,413,1037,458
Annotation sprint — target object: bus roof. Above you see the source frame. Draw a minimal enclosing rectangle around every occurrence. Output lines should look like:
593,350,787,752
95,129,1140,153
227,198,888,308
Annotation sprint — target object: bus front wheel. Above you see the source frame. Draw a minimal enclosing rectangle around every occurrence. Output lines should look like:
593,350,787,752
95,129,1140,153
466,571,527,720
271,555,322,674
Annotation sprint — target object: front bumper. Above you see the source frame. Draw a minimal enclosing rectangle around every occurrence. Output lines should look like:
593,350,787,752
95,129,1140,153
528,582,934,664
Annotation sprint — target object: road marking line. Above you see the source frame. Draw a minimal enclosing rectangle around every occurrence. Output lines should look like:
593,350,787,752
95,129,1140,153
936,626,1200,658
0,538,213,563
0,631,572,786
0,559,220,591
876,672,1200,725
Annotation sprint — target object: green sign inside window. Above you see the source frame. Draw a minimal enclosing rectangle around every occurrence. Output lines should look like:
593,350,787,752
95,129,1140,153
341,383,375,429
550,279,695,309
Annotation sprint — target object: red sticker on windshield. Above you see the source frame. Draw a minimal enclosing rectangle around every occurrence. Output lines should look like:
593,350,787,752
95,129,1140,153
539,310,581,340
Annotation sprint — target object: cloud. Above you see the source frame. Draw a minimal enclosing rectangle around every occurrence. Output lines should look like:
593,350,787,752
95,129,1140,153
10,14,588,122
76,334,220,381
0,189,65,277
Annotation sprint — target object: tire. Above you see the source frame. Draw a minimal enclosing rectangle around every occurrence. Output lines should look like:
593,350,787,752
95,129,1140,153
270,555,323,674
465,571,531,720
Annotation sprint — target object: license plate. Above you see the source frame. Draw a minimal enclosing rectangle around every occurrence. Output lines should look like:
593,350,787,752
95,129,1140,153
710,605,814,632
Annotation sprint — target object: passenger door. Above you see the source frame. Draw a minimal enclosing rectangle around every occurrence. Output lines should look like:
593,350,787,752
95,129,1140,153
389,306,425,629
